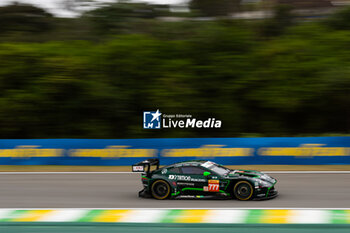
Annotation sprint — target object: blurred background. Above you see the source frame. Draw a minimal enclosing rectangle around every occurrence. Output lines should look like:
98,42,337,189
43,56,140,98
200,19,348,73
0,0,349,139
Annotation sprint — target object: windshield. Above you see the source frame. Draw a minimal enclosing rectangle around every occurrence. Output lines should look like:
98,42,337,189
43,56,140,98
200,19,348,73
201,161,230,176
209,165,229,175
204,164,228,176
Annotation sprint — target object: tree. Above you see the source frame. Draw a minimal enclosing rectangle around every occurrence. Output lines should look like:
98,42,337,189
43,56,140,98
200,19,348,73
258,4,295,37
326,6,350,30
84,2,165,35
189,0,241,17
0,2,53,34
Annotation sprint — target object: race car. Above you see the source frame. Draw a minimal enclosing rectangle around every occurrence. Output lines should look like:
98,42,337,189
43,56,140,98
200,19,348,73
132,159,277,200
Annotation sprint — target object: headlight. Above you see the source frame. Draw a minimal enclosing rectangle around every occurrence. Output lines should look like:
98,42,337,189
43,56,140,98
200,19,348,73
258,180,271,187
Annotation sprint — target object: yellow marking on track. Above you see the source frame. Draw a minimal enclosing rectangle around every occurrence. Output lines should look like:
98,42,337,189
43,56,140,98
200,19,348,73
261,210,291,223
174,210,208,223
14,210,54,222
92,210,130,222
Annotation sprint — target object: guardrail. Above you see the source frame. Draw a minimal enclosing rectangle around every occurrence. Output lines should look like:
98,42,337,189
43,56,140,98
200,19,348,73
0,137,348,165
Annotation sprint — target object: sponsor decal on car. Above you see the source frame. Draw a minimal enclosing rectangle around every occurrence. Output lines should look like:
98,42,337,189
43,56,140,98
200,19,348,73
169,175,206,182
208,180,220,192
209,180,219,184
168,175,191,181
190,178,206,182
132,165,144,172
177,182,195,186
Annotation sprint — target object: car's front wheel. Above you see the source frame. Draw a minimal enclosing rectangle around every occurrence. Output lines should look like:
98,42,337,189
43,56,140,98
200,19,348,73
151,180,171,200
233,181,254,201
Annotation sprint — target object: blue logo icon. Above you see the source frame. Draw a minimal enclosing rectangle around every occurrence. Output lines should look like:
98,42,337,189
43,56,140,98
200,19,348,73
143,110,162,129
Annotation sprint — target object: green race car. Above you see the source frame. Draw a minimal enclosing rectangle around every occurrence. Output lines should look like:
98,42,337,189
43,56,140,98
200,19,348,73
132,159,277,200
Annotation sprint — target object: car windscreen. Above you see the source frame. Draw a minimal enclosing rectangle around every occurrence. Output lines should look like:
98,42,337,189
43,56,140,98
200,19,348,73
209,165,228,175
202,162,230,176
201,161,230,176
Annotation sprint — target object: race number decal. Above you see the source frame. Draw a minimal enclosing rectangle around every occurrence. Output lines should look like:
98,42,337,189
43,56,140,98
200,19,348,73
208,180,219,192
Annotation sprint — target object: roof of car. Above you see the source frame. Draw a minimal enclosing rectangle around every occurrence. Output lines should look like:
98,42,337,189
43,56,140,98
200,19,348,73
165,160,210,168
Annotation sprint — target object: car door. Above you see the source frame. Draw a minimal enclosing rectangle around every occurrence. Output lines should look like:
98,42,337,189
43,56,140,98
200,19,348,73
179,166,208,195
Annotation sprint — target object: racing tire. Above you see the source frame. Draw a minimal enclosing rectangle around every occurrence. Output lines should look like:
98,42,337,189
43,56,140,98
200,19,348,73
233,181,254,201
151,180,171,200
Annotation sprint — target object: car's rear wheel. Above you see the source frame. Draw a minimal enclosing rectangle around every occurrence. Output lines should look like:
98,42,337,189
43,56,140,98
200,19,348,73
151,180,171,200
233,181,254,201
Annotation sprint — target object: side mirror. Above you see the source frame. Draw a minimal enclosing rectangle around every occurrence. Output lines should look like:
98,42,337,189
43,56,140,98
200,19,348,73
203,171,211,177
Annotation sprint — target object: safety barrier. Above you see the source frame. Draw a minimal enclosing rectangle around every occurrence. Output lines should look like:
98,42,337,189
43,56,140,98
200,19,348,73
0,137,348,165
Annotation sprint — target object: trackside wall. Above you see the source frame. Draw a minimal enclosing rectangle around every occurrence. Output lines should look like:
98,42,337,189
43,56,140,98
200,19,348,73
0,137,348,165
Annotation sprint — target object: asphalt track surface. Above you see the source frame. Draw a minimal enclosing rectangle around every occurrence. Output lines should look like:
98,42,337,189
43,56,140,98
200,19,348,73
0,173,349,208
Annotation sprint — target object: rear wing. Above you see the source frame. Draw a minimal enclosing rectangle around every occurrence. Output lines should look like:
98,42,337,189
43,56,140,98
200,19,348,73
132,158,159,174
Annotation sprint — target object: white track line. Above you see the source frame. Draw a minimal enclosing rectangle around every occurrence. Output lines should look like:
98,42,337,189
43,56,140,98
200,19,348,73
204,209,248,223
39,209,88,222
0,171,350,174
290,210,331,224
0,209,14,219
120,209,167,223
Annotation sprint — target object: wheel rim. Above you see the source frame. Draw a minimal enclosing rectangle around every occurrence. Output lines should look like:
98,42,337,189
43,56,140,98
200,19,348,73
152,181,170,199
155,183,168,197
234,181,253,200
237,184,250,197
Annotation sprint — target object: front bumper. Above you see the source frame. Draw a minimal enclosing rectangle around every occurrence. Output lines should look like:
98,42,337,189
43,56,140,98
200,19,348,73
254,186,278,200
257,190,278,200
